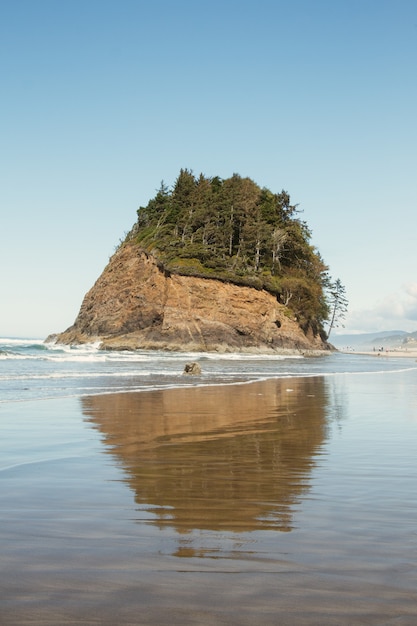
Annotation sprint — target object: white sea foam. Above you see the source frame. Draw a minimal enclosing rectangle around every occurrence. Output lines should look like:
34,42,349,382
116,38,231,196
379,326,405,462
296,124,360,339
198,352,302,360
0,337,44,346
2,337,417,403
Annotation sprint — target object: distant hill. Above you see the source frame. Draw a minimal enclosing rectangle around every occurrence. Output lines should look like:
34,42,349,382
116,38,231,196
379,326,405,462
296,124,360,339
332,330,417,350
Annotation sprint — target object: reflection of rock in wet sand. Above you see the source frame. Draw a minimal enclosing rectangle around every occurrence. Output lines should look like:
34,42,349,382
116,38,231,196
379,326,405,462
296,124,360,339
82,378,329,533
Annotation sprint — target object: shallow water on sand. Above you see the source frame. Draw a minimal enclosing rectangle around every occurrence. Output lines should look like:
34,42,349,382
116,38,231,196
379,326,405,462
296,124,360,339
1,337,415,402
1,367,417,624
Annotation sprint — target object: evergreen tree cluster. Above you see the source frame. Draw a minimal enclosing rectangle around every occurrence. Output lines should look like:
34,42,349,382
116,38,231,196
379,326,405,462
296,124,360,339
131,169,331,337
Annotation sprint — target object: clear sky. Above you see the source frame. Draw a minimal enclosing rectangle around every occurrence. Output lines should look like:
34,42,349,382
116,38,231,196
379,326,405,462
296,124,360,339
1,0,416,338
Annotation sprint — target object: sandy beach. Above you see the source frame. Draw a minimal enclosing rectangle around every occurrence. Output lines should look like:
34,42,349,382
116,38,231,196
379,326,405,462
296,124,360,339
2,371,417,625
342,347,417,359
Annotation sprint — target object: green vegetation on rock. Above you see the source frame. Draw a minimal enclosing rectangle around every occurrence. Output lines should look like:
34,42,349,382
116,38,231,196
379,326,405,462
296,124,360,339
128,169,339,339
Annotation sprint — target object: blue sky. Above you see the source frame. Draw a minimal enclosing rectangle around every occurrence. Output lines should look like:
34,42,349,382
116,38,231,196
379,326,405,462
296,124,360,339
1,0,416,338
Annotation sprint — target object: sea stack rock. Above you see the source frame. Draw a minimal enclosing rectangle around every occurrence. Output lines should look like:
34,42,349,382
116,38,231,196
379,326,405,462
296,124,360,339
53,241,331,354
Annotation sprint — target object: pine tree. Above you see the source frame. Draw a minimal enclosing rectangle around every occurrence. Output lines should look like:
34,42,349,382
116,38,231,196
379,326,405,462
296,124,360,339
132,169,339,338
326,279,348,338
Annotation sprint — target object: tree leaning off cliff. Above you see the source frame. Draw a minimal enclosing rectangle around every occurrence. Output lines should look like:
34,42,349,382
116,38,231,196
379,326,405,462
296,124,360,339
326,278,348,338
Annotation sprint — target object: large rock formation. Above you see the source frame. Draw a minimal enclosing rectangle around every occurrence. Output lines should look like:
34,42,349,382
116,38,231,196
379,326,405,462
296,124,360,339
53,242,330,353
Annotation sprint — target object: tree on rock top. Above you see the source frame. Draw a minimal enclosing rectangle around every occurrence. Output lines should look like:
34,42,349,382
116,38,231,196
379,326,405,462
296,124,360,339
131,169,344,339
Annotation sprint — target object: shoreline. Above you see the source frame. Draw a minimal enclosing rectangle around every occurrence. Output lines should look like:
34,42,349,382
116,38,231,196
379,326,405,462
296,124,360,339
340,348,417,359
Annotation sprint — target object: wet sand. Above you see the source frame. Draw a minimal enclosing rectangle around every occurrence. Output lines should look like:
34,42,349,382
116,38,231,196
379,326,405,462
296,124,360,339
1,375,417,624
342,348,417,359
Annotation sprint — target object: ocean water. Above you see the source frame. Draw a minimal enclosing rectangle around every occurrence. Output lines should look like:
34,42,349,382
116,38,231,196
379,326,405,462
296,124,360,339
2,337,417,623
1,336,415,403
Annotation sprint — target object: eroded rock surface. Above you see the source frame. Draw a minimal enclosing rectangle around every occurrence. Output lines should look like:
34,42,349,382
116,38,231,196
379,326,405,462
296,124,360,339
54,242,330,354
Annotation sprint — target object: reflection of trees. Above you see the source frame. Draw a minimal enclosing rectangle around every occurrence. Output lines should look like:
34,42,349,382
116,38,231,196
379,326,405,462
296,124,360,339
82,378,329,534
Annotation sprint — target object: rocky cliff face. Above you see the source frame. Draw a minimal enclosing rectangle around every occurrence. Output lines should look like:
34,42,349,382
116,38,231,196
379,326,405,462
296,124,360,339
54,242,330,353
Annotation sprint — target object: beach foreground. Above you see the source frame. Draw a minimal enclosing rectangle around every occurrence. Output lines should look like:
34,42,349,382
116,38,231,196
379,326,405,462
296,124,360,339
344,347,417,359
1,371,417,624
